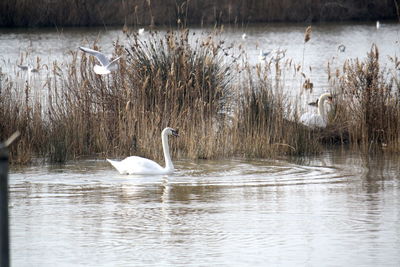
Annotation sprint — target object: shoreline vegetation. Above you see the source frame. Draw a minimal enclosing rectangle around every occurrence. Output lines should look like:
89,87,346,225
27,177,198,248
1,25,399,164
0,0,397,27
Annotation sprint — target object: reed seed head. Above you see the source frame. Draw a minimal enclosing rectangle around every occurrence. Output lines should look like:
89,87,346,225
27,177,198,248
304,26,312,43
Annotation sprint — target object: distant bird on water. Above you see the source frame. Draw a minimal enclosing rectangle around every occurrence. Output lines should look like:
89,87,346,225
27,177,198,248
138,28,145,35
337,44,346,53
242,33,247,40
79,47,121,75
376,21,380,29
17,64,39,83
18,64,39,73
259,49,271,62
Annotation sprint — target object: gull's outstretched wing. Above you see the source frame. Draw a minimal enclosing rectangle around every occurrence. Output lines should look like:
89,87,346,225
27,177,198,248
106,56,121,71
79,46,110,66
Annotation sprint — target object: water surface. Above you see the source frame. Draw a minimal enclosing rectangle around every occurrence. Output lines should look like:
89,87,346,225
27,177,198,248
3,22,400,266
1,21,399,95
9,151,400,266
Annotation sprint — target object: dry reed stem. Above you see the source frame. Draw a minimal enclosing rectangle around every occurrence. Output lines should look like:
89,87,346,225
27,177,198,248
1,32,400,164
304,26,312,43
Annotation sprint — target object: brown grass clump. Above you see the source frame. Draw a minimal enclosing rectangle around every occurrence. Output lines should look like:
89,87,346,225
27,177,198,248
330,44,400,152
0,76,47,164
231,61,321,157
2,30,400,164
39,29,234,162
115,29,233,160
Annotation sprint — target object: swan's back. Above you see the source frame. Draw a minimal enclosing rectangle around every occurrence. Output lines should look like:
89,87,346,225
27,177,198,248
107,156,166,175
300,113,326,128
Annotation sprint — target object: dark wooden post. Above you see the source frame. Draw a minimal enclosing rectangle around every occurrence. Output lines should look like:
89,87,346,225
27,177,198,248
0,144,10,267
1,131,20,267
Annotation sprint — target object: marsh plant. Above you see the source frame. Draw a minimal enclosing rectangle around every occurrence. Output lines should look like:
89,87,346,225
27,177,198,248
1,29,234,163
231,61,321,157
1,31,400,164
329,44,400,152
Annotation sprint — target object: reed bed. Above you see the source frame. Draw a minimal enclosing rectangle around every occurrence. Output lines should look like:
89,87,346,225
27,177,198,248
231,62,321,157
328,45,400,152
1,29,399,164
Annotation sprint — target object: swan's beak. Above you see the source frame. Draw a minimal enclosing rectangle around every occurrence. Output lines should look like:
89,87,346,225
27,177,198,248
172,129,179,137
308,99,318,107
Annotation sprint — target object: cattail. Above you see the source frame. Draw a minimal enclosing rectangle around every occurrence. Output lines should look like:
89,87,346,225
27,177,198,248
304,26,312,43
122,24,128,34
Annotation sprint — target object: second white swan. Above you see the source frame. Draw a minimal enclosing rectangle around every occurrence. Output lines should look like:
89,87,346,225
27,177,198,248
107,127,179,175
300,93,333,128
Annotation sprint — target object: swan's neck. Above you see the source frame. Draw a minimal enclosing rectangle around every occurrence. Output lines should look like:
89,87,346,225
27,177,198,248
318,95,329,121
161,132,174,171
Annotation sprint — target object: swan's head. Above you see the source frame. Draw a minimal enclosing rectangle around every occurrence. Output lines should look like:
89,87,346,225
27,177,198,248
308,93,333,107
319,93,333,104
163,127,179,137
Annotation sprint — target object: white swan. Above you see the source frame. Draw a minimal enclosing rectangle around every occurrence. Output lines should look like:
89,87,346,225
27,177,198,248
242,33,247,40
107,128,179,175
138,28,145,35
300,93,333,128
79,46,120,75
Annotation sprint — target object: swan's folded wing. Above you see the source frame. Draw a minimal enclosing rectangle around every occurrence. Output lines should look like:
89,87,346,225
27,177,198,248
300,113,326,128
108,156,163,175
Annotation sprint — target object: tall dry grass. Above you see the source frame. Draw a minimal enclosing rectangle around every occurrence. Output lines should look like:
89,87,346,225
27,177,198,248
1,30,400,164
28,29,234,163
329,44,400,152
231,62,321,157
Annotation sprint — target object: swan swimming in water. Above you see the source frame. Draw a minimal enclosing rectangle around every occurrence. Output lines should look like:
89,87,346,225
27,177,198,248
79,46,121,75
107,128,179,175
300,93,333,128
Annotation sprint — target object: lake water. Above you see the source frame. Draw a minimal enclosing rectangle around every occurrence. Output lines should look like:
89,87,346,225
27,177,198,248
3,22,400,266
1,21,399,99
9,150,400,266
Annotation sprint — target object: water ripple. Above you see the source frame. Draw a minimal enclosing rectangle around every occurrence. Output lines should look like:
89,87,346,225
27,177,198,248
174,158,356,188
